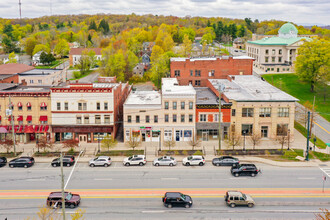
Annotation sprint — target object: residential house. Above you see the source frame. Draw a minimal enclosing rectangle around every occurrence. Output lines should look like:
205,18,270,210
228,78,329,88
32,51,42,65
233,38,244,49
0,54,19,64
69,48,102,66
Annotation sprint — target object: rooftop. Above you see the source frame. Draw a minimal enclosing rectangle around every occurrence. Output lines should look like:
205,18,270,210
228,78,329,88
0,63,34,75
170,56,254,62
19,68,62,76
0,85,50,93
209,76,298,102
124,91,161,106
162,78,196,96
195,87,219,105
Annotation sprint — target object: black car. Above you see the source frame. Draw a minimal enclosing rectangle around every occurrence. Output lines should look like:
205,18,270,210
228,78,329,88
162,192,193,208
212,156,239,166
9,157,35,168
51,157,75,167
0,157,7,167
64,155,75,161
231,163,260,177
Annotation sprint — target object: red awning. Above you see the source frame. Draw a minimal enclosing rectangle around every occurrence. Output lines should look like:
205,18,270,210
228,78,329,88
0,116,1,120
18,125,23,133
39,125,44,133
26,115,32,121
17,102,22,107
26,102,31,107
24,125,34,133
34,125,39,132
14,125,19,132
17,115,23,121
44,125,49,132
8,116,14,121
39,116,48,121
40,102,47,107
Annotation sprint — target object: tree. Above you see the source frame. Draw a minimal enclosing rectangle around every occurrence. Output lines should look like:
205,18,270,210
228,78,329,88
24,37,37,57
101,134,118,152
88,49,97,68
8,52,17,63
0,138,13,153
276,124,289,152
54,39,70,58
88,20,97,31
182,34,192,56
33,44,51,56
227,129,241,150
201,33,214,45
164,139,176,151
295,39,330,92
188,135,201,150
40,52,56,65
71,208,86,220
62,139,79,152
76,49,91,74
126,132,141,152
249,133,261,150
36,136,53,152
238,25,246,37
98,19,110,35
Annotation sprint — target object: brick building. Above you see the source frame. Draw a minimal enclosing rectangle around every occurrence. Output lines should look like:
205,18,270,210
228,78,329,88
0,63,33,84
170,56,254,87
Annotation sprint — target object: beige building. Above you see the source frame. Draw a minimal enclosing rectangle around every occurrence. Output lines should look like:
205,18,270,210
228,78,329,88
123,78,196,147
18,68,67,86
0,84,51,143
208,75,298,140
246,23,311,73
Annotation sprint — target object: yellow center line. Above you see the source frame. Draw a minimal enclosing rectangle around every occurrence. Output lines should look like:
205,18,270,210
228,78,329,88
313,121,330,134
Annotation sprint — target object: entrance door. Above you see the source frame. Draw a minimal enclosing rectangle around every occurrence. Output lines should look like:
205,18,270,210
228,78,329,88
277,68,280,72
261,126,268,138
175,131,180,141
79,135,87,143
142,133,146,142
202,132,209,141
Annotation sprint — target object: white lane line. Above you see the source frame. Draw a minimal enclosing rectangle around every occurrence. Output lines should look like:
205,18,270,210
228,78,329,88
141,211,165,213
229,177,247,180
94,178,113,181
319,167,330,178
27,179,45,181
161,178,179,180
297,177,316,180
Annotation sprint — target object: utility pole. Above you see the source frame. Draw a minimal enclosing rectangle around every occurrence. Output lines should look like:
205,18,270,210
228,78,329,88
9,96,16,156
305,111,310,161
218,84,224,154
311,96,316,139
60,152,66,220
19,0,22,20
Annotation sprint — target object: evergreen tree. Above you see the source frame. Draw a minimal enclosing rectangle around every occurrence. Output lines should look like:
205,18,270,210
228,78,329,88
238,26,246,37
98,19,110,35
88,20,97,31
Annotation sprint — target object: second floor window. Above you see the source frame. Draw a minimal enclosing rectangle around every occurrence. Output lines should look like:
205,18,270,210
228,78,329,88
278,107,289,117
97,102,101,110
78,102,87,111
189,114,193,123
84,116,89,124
64,102,68,111
95,115,101,124
189,102,193,109
260,107,271,117
190,70,193,76
195,80,201,86
136,115,140,123
104,115,110,124
232,109,236,116
146,115,150,123
200,114,207,122
76,116,82,124
195,70,201,76
181,102,185,110
174,70,180,77
154,115,158,123
165,102,169,110
181,114,185,122
127,115,132,123
57,102,61,111
165,114,169,122
104,102,108,110
173,114,177,122
242,108,254,117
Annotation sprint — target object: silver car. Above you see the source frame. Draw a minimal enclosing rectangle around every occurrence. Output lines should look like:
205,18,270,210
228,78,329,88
123,155,146,166
89,156,111,167
153,156,177,166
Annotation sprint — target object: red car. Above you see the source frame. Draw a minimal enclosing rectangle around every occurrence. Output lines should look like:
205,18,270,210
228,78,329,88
46,192,81,209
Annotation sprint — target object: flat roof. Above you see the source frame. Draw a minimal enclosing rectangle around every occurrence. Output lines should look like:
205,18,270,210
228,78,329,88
209,76,298,102
162,78,196,96
124,91,161,106
19,69,62,76
170,56,254,62
195,87,219,105
0,85,51,93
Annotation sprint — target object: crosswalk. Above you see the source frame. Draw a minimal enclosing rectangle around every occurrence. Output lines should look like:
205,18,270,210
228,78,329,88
319,167,330,178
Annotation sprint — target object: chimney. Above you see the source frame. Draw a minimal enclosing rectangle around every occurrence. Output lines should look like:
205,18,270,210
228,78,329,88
21,79,27,86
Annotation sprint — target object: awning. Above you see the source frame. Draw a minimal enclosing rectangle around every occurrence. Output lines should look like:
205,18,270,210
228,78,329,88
17,115,23,121
26,102,31,107
26,115,32,121
44,125,49,132
8,116,14,121
24,125,34,133
39,125,44,133
17,102,22,107
0,116,1,120
40,102,47,107
14,125,19,133
18,125,23,133
39,116,48,121
34,125,39,132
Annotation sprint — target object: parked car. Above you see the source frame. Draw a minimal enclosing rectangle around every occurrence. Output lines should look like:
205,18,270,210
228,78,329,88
162,192,193,208
0,157,7,167
212,156,239,166
182,155,205,166
153,156,177,166
63,155,75,161
51,157,75,167
231,163,260,177
225,191,255,208
123,155,146,166
46,191,81,209
89,156,111,167
9,157,35,168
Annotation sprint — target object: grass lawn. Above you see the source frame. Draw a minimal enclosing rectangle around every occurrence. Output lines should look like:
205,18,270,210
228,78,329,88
311,151,330,161
35,60,62,69
70,69,94,80
294,121,327,149
262,74,330,121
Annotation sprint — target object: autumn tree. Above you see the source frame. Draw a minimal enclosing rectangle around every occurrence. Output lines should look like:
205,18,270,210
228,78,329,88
54,39,70,58
36,136,53,152
201,33,214,45
76,49,91,74
8,52,17,63
295,38,330,92
24,37,37,57
33,44,50,56
182,34,192,56
315,208,330,220
101,134,118,152
0,138,14,153
126,132,141,152
62,139,79,152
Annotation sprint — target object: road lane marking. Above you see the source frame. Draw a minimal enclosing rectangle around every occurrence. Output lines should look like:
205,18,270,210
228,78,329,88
313,121,330,134
297,177,316,180
94,178,113,181
26,179,46,181
319,167,330,178
142,211,165,213
161,178,179,180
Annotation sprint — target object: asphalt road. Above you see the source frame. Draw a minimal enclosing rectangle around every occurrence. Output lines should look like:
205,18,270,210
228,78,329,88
0,163,329,219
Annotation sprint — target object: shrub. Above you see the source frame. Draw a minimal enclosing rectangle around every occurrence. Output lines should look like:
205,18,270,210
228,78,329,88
73,71,81,79
193,150,203,156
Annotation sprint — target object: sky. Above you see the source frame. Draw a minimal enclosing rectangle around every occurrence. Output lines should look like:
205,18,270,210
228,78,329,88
0,0,329,26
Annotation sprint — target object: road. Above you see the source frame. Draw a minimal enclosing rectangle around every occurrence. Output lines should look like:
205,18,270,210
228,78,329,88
0,163,329,219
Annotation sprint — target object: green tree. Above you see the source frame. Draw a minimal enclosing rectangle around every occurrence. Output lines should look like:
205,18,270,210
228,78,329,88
76,49,91,74
238,25,246,37
295,39,330,92
88,20,97,31
24,37,37,57
98,19,110,35
101,134,118,152
182,34,192,56
40,52,55,65
201,32,214,45
33,44,50,56
8,52,17,63
88,50,97,68
54,39,70,58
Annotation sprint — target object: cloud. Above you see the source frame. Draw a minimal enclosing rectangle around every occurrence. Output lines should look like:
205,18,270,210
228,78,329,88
0,0,328,25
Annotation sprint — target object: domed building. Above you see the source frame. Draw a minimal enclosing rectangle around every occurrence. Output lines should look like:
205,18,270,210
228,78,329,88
246,23,312,73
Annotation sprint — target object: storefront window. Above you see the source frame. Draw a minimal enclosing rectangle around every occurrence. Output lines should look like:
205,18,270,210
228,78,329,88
63,132,73,140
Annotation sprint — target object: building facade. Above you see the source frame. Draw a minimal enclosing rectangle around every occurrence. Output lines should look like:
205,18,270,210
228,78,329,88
246,23,311,73
51,82,130,143
0,84,51,143
18,68,67,86
170,56,253,87
124,78,196,146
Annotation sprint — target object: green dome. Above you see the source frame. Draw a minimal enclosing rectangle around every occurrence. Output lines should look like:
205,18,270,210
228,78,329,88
278,23,298,35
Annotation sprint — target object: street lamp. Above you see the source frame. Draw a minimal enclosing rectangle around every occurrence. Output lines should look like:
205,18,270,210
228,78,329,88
217,83,225,154
98,134,100,153
313,137,316,151
243,131,246,151
287,129,290,150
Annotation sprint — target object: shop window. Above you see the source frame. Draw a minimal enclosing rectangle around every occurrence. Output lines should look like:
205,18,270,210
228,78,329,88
259,107,271,117
164,130,172,141
242,108,254,117
242,124,253,135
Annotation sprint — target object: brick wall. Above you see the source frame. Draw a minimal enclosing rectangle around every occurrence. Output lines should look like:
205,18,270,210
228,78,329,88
0,75,19,83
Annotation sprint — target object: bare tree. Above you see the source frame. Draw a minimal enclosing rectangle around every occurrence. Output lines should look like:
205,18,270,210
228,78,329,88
164,139,176,151
226,132,241,150
249,133,261,150
188,135,201,150
36,136,54,152
101,134,118,152
0,138,14,153
126,132,141,152
276,124,289,152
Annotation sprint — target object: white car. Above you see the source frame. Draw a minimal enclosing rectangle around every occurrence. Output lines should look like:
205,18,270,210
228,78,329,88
123,155,146,166
182,155,205,166
89,156,112,167
153,156,177,166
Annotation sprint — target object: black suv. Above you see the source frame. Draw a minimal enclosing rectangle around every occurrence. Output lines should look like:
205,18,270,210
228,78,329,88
9,157,35,168
0,157,7,167
162,192,193,208
231,164,260,177
212,156,239,166
51,157,75,167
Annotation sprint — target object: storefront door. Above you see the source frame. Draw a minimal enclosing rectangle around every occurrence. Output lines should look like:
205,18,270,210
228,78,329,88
261,126,268,138
202,132,209,141
176,130,180,141
79,135,88,143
